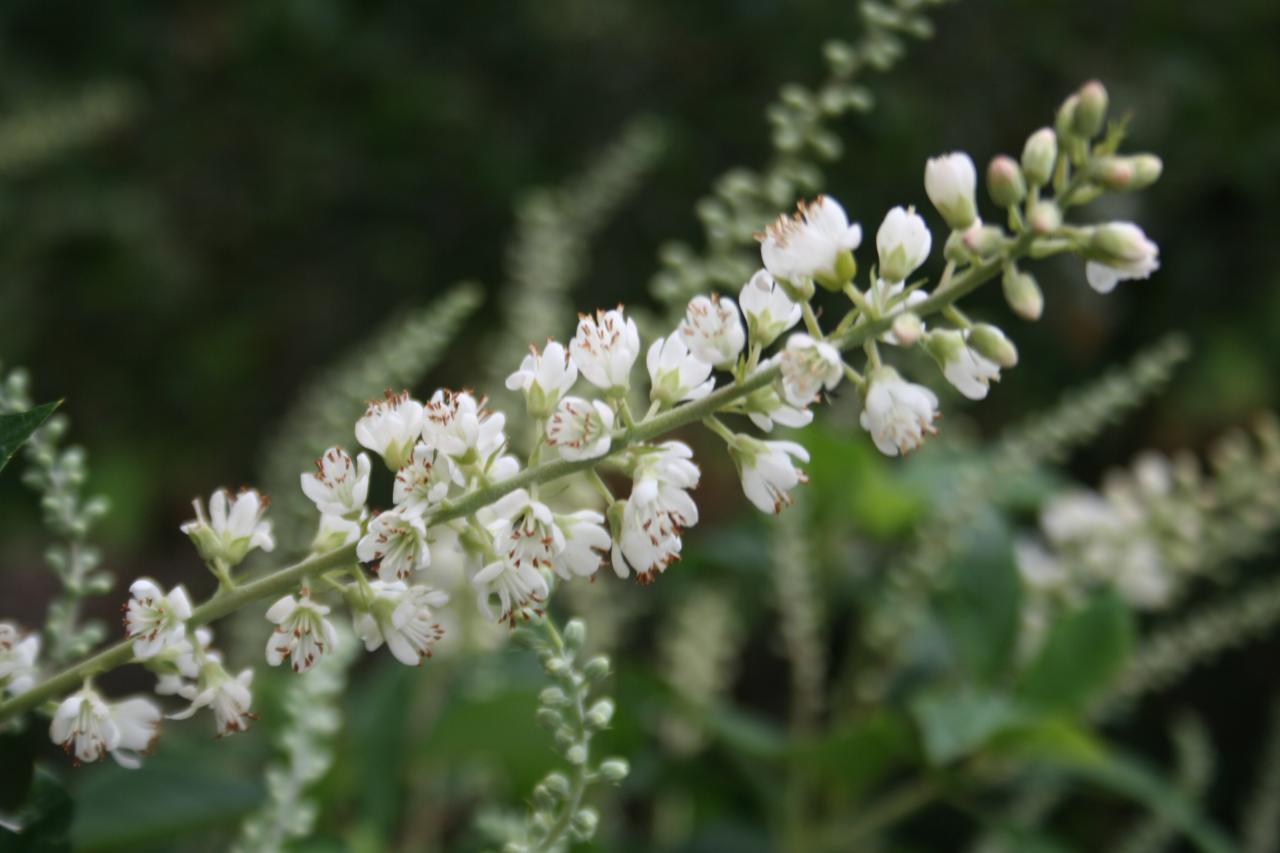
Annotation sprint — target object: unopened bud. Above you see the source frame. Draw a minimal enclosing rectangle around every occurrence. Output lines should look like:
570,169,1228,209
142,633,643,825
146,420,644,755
1073,80,1108,139
968,324,1019,368
562,618,586,651
585,699,615,729
986,156,1027,207
583,655,611,680
962,223,1004,256
1055,94,1080,139
1021,127,1057,188
543,656,567,677
536,707,563,730
1027,201,1062,235
1088,156,1135,190
1002,268,1043,321
922,329,966,369
597,758,630,783
539,686,569,708
565,743,588,765
544,772,572,797
890,312,924,346
571,807,599,838
1130,154,1163,188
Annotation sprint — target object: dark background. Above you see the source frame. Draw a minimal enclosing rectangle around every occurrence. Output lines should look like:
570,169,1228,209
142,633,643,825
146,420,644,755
1,0,1278,848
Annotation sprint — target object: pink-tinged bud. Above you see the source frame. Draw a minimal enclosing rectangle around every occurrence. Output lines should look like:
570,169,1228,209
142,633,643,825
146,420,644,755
1002,267,1043,321
962,223,1004,256
890,312,924,347
987,155,1027,207
1028,201,1062,235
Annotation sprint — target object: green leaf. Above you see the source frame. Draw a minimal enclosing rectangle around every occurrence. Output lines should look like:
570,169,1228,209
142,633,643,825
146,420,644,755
789,711,916,798
1064,751,1240,853
911,688,1027,766
986,716,1107,765
0,768,73,852
1017,590,1134,713
939,518,1022,683
0,401,59,475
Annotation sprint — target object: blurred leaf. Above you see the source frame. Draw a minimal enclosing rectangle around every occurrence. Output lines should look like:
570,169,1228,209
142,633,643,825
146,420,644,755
700,705,788,761
0,727,39,812
0,768,72,852
344,661,416,840
986,717,1106,765
789,711,916,797
1062,751,1239,853
803,424,924,537
0,401,58,475
939,518,1022,683
1016,591,1134,713
911,688,1026,766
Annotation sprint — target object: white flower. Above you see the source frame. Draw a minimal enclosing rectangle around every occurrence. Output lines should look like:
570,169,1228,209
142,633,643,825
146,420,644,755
859,369,939,457
472,557,549,624
354,581,449,665
612,442,700,582
150,627,215,700
181,487,274,567
546,396,615,461
300,446,371,516
556,510,611,579
924,152,978,231
647,336,714,407
50,687,161,766
312,513,362,553
760,195,862,285
739,269,801,348
265,589,338,673
731,437,810,514
488,489,564,574
926,329,1002,400
0,623,40,696
570,307,642,393
422,389,507,467
355,390,425,471
1013,539,1069,593
393,443,453,513
1086,223,1160,293
123,579,193,660
679,294,745,368
505,340,578,418
171,665,255,736
358,507,431,582
876,205,932,283
742,386,815,433
778,333,843,408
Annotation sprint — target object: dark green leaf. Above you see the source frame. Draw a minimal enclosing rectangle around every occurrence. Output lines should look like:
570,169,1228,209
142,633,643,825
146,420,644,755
1017,591,1134,713
986,716,1106,765
789,711,916,798
939,518,1022,683
911,688,1027,766
0,768,73,853
0,402,59,475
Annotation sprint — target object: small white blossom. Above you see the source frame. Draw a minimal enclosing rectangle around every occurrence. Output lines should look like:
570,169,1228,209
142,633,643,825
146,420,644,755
472,557,549,624
612,442,700,583
779,333,843,408
927,329,1002,400
149,627,215,701
123,579,193,660
358,507,432,582
312,513,362,553
570,307,642,393
505,340,578,418
731,437,810,514
0,622,40,696
739,269,801,347
1086,223,1160,293
393,443,453,513
859,369,939,457
924,152,978,231
546,396,615,461
353,580,449,665
557,510,611,579
181,487,274,567
50,687,161,766
355,390,425,471
171,663,255,736
760,195,862,285
743,386,815,433
876,205,932,284
265,589,338,673
422,389,507,467
647,336,714,407
679,294,745,368
300,446,371,516
488,489,565,574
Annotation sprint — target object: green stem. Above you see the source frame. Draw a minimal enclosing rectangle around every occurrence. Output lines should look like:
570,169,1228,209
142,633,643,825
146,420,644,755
2,242,1037,725
533,617,590,853
801,301,824,338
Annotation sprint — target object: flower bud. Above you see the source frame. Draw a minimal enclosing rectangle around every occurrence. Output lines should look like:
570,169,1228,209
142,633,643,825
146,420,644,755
1073,80,1108,139
968,323,1019,368
562,618,586,651
1130,154,1163,188
536,707,563,729
1027,201,1062,235
1002,267,1043,321
986,156,1027,207
566,743,589,765
543,656,567,676
583,655,611,680
571,807,599,839
1055,94,1079,139
554,727,576,751
598,758,630,783
962,223,1004,256
1021,127,1057,188
544,772,572,797
585,699,615,729
1087,156,1135,190
539,686,569,708
890,312,924,347
922,329,966,368
924,152,978,231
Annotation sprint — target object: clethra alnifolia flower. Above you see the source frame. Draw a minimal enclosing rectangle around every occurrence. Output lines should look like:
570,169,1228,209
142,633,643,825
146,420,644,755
181,487,274,568
759,195,862,290
570,306,642,395
300,446,371,517
356,390,425,471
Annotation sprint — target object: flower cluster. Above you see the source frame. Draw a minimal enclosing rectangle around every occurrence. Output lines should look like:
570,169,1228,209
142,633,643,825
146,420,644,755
5,80,1166,774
